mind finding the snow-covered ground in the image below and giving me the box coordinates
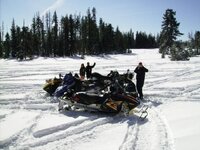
[0,49,200,150]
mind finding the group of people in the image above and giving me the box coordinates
[79,62,96,80]
[79,61,148,100]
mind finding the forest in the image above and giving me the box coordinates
[0,8,158,60]
[0,8,199,60]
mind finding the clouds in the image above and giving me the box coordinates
[41,0,64,16]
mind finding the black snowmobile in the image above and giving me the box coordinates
[58,72,147,118]
[59,92,140,114]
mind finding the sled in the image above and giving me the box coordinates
[58,92,140,116]
[129,104,149,120]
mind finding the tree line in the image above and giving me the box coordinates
[0,7,158,60]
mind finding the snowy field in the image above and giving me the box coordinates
[0,49,200,150]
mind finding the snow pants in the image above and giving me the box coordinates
[136,80,144,99]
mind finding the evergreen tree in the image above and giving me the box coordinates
[4,33,11,58]
[31,14,43,56]
[86,8,92,54]
[21,26,33,59]
[74,14,81,54]
[194,31,200,54]
[69,14,75,56]
[104,23,114,53]
[170,41,189,61]
[0,26,2,58]
[90,8,99,54]
[52,11,58,56]
[85,8,99,54]
[41,16,46,56]
[10,19,18,58]
[127,29,135,49]
[36,13,43,56]
[45,12,53,56]
[98,18,105,53]
[114,27,124,52]
[159,9,183,58]
[61,15,70,56]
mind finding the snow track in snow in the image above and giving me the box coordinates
[20,117,113,149]
[119,118,139,150]
[118,103,175,150]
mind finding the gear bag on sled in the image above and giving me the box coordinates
[54,73,75,97]
[43,78,62,95]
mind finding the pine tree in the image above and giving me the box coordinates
[45,12,53,56]
[194,31,200,54]
[74,14,81,54]
[52,11,58,56]
[98,18,105,53]
[10,19,18,58]
[159,9,183,58]
[4,33,11,58]
[104,23,114,53]
[61,15,70,56]
[114,27,124,52]
[41,16,45,56]
[32,14,43,56]
[69,14,75,56]
[80,17,86,55]
[0,26,2,58]
[127,29,135,49]
[21,26,32,59]
[91,8,99,54]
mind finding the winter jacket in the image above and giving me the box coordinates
[79,67,86,77]
[86,63,96,78]
[134,66,148,86]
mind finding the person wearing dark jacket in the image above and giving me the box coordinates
[79,63,86,80]
[134,62,148,99]
[85,62,96,79]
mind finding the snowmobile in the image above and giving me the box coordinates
[43,71,148,119]
[58,71,147,118]
[58,91,148,119]
[59,92,139,114]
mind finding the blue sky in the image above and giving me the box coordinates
[0,0,200,41]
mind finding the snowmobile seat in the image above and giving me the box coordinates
[73,92,108,105]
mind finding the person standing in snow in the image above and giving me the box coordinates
[79,63,86,80]
[134,62,148,99]
[85,62,96,79]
